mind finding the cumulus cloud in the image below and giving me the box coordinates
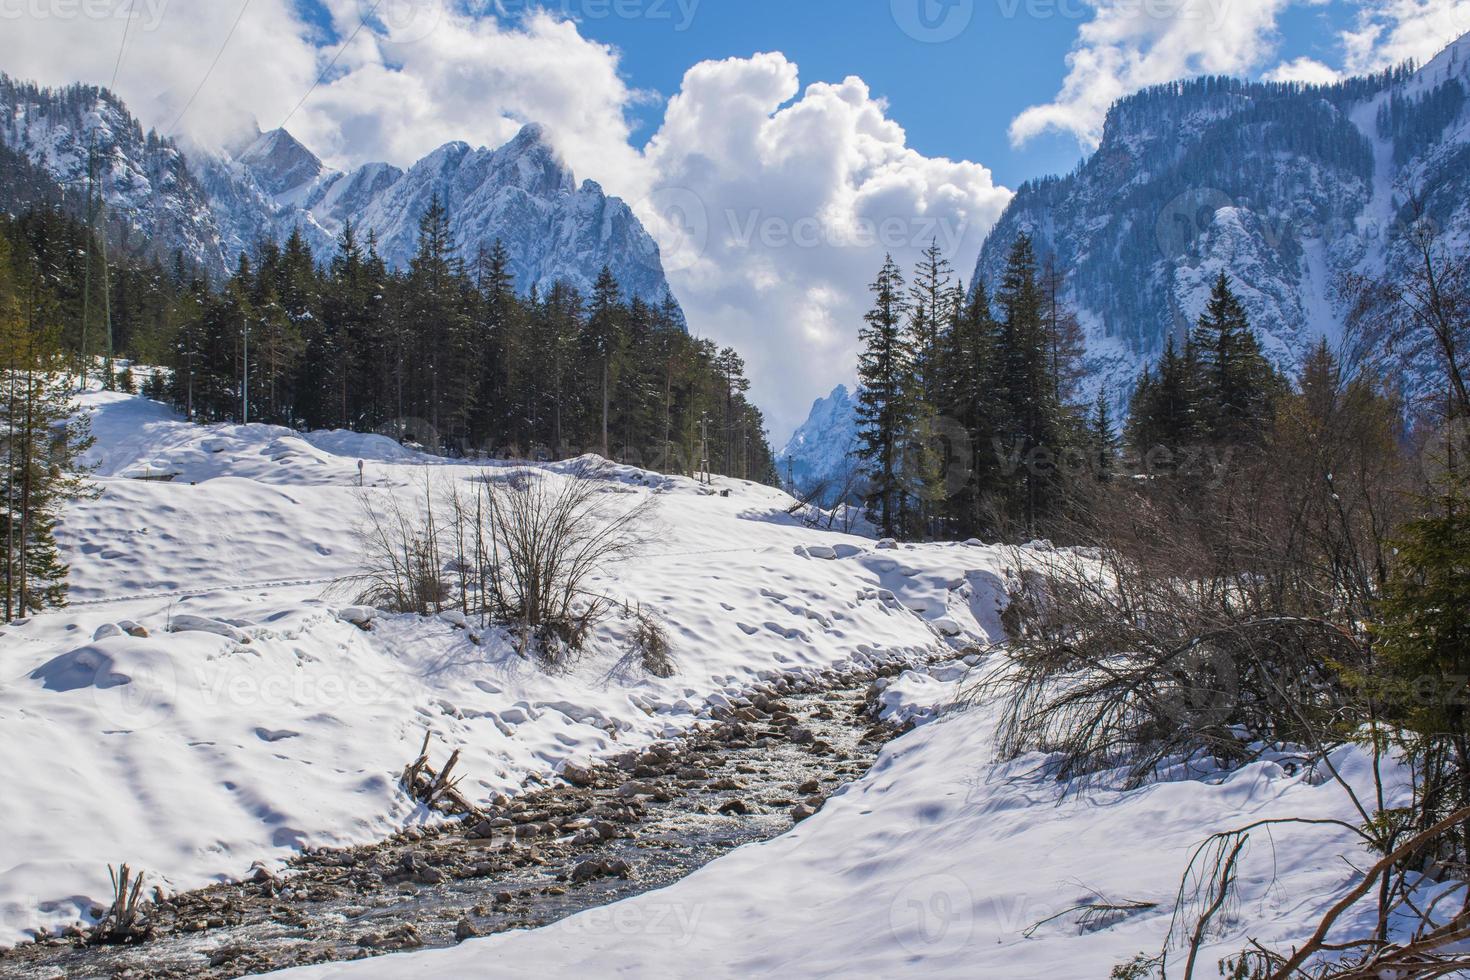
[1262,55,1341,84]
[1009,0,1291,149]
[0,0,643,183]
[0,6,1008,439]
[638,53,1012,438]
[1341,0,1470,73]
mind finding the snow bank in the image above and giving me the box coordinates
[1,392,1007,943]
[273,664,1407,980]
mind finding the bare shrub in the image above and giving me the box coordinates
[468,462,654,666]
[347,461,653,667]
[630,608,675,678]
[978,543,1364,785]
[90,863,152,945]
[347,476,449,615]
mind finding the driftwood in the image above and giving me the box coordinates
[89,863,152,945]
[401,730,482,818]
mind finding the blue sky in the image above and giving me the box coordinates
[295,0,1400,188]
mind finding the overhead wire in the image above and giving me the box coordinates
[278,0,385,133]
[166,0,254,137]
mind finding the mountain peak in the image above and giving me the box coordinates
[238,127,323,199]
[510,121,550,146]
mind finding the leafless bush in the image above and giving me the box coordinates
[630,608,675,678]
[344,461,654,667]
[346,476,449,615]
[470,462,653,666]
[975,542,1365,786]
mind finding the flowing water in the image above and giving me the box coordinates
[0,672,903,979]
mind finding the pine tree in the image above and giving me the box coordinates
[855,255,913,537]
[1127,334,1201,457]
[938,280,1003,538]
[1191,272,1279,446]
[1088,392,1116,481]
[994,235,1066,534]
[582,267,624,458]
[0,236,95,617]
[906,241,957,537]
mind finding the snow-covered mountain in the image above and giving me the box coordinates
[0,74,683,318]
[776,384,860,503]
[972,33,1470,411]
[781,35,1470,499]
[0,75,227,274]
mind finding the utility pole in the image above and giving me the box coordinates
[242,314,250,424]
[698,412,711,485]
[100,218,114,389]
[80,138,96,390]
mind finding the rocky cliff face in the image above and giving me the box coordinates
[777,384,860,503]
[971,33,1470,411]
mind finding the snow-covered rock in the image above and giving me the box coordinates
[777,384,859,503]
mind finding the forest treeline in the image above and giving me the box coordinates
[3,196,776,477]
[0,195,779,614]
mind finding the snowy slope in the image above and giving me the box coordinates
[271,666,1407,979]
[0,391,996,943]
[0,393,1419,976]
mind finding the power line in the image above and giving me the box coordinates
[278,0,384,133]
[166,0,253,137]
[108,0,137,92]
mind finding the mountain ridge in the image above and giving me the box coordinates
[0,73,683,321]
[780,34,1470,498]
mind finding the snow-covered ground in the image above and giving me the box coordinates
[0,391,1004,945]
[1,392,1407,976]
[275,669,1405,979]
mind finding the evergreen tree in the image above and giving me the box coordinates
[0,236,95,617]
[583,266,624,458]
[1088,392,1116,481]
[855,255,913,537]
[1191,272,1279,445]
[906,241,957,537]
[938,280,1003,538]
[994,235,1067,534]
[1127,334,1202,456]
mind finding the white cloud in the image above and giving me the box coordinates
[1341,0,1470,73]
[638,54,1012,439]
[0,8,1009,441]
[1009,0,1291,149]
[1262,55,1341,84]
